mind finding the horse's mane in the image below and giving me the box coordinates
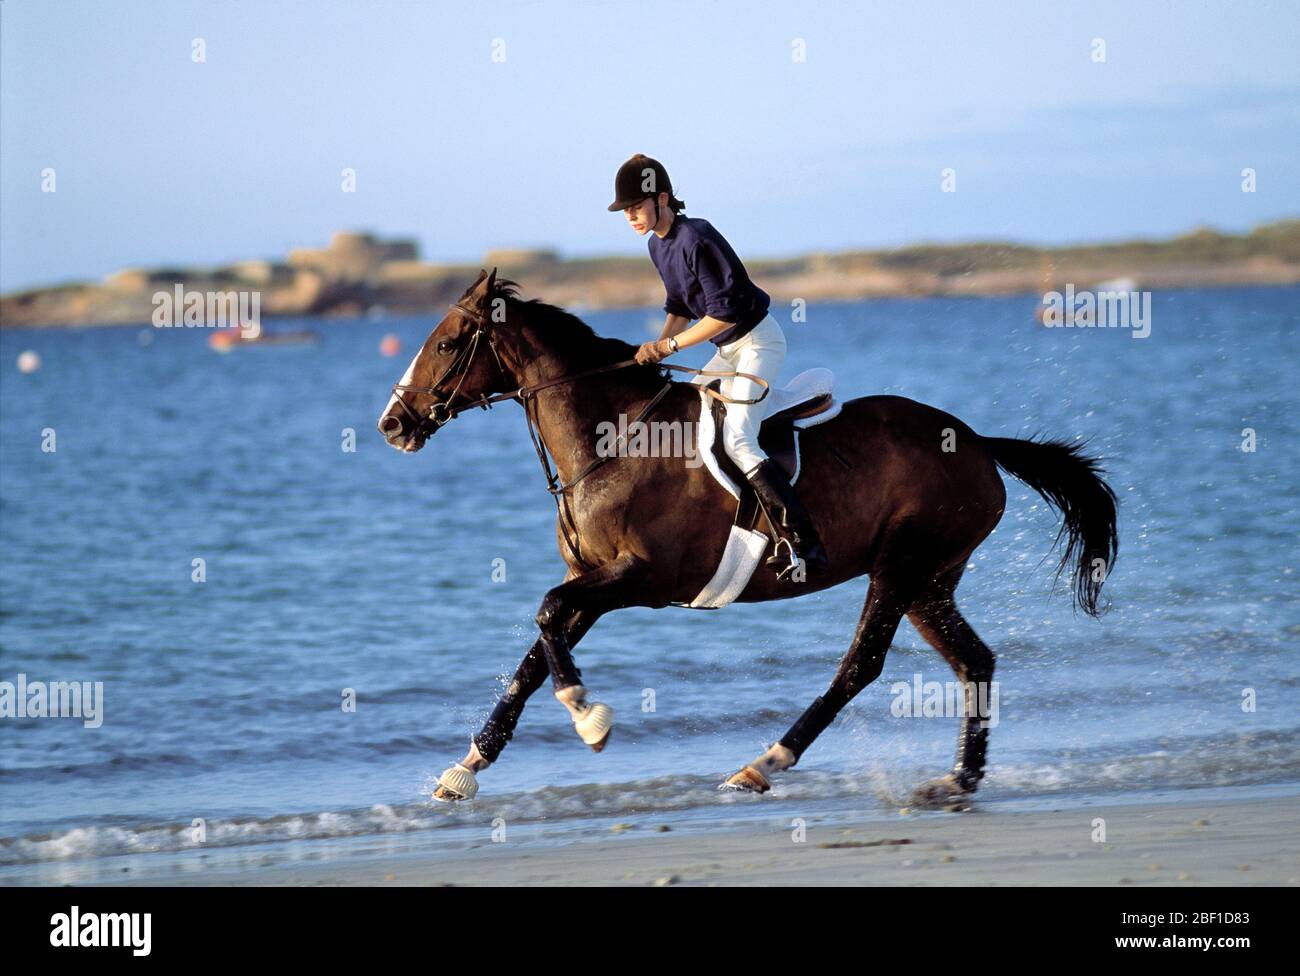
[461,276,665,388]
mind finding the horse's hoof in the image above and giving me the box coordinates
[909,774,972,810]
[432,762,478,802]
[718,765,771,794]
[574,702,613,752]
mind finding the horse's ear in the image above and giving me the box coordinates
[485,267,497,294]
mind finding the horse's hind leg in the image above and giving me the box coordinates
[432,609,598,802]
[905,576,997,808]
[722,574,915,793]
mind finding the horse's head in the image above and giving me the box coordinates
[378,267,517,452]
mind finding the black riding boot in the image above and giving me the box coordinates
[744,459,830,581]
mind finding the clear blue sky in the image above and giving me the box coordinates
[2,0,1297,291]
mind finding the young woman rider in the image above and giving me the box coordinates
[610,153,828,580]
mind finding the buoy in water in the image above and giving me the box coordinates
[17,351,41,373]
[380,334,401,357]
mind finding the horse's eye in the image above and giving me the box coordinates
[437,340,455,354]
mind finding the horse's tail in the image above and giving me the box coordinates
[984,436,1119,617]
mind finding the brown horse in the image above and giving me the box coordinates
[377,269,1118,806]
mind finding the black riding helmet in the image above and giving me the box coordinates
[607,154,675,227]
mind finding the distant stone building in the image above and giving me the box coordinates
[482,248,559,269]
[104,267,204,291]
[104,269,153,292]
[218,260,296,286]
[288,231,419,281]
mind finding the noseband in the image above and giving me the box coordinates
[388,301,510,440]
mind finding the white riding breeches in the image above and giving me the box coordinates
[690,312,787,475]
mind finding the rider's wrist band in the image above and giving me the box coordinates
[668,337,679,352]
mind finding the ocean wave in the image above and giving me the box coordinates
[4,726,1296,866]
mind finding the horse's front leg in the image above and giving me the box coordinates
[433,609,597,802]
[535,555,654,752]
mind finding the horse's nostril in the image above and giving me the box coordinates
[379,415,403,436]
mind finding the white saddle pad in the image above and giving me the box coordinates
[695,367,843,500]
[687,367,842,608]
[764,366,837,415]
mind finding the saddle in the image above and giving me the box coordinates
[686,368,846,609]
[699,367,842,495]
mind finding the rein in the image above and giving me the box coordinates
[390,300,771,570]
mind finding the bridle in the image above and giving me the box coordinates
[388,300,511,440]
[388,299,771,570]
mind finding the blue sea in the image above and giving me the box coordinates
[1,288,1297,884]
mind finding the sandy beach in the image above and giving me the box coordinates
[93,791,1299,887]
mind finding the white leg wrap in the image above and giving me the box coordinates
[574,701,614,745]
[435,762,479,800]
[749,742,797,778]
[556,685,613,745]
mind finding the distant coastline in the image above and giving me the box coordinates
[2,221,1297,329]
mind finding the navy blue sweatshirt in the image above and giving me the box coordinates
[648,215,771,346]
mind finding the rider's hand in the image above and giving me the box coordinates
[635,338,673,365]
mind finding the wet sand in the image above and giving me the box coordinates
[104,791,1300,887]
